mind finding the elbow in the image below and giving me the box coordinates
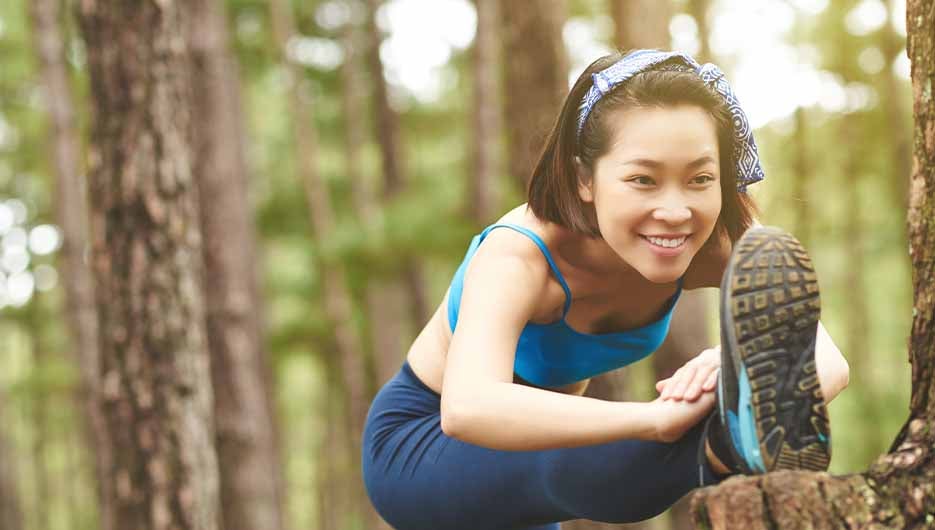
[440,397,472,440]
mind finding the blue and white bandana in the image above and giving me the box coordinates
[576,50,765,192]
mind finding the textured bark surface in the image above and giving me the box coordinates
[76,1,221,528]
[187,1,286,529]
[27,1,113,528]
[470,0,502,225]
[501,0,568,191]
[691,1,935,527]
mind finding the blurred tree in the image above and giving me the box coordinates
[609,0,672,51]
[75,1,221,527]
[687,0,712,63]
[27,0,112,528]
[790,107,813,247]
[342,0,404,390]
[364,0,431,341]
[187,1,286,529]
[268,0,374,528]
[469,0,502,225]
[0,391,23,530]
[881,0,912,211]
[690,0,935,525]
[501,0,568,191]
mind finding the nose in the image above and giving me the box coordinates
[651,191,692,225]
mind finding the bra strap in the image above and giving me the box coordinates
[480,223,573,317]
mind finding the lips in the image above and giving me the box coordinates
[641,234,690,249]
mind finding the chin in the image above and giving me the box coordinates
[635,265,686,285]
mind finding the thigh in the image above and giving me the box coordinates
[364,412,567,530]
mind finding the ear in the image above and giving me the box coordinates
[575,156,594,203]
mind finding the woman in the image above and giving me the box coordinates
[361,50,850,530]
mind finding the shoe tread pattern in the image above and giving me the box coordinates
[728,227,831,472]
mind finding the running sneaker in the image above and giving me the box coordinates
[713,226,831,474]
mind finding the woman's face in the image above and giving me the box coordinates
[578,104,722,284]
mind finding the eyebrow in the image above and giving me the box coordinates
[621,155,718,170]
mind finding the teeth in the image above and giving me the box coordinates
[646,236,687,248]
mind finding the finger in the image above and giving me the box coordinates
[668,365,697,400]
[686,365,717,400]
[655,378,671,393]
[661,371,685,399]
[702,368,719,391]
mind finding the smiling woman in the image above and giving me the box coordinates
[361,49,848,530]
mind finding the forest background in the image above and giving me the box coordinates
[0,0,916,529]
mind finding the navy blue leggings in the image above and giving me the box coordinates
[361,361,723,530]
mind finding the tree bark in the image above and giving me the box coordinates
[268,0,376,527]
[27,0,113,527]
[470,0,502,225]
[187,1,287,529]
[691,1,935,526]
[501,0,568,192]
[75,1,221,528]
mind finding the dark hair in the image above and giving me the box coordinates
[527,51,758,244]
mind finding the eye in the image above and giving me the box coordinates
[628,175,656,186]
[690,174,715,185]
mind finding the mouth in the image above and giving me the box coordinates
[640,234,690,249]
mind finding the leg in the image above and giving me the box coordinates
[363,362,721,530]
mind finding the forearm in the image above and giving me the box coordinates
[816,321,849,404]
[442,382,657,451]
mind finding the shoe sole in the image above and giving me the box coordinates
[720,226,831,472]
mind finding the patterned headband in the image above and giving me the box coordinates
[576,50,765,192]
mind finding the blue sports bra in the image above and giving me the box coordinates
[447,223,682,388]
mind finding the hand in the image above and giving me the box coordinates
[651,391,716,443]
[655,346,721,402]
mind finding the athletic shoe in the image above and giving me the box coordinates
[712,226,831,474]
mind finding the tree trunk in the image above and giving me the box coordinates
[268,0,376,527]
[75,1,221,528]
[883,0,912,212]
[791,108,813,248]
[687,0,712,63]
[338,4,402,393]
[691,1,935,526]
[470,0,502,225]
[25,302,51,530]
[364,0,431,336]
[27,0,113,527]
[609,0,672,51]
[0,390,24,530]
[187,1,286,529]
[501,0,568,192]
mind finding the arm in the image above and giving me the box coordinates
[440,230,710,450]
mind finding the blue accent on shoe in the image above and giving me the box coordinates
[818,432,827,444]
[727,363,767,473]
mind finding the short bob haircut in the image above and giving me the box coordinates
[527,51,758,245]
